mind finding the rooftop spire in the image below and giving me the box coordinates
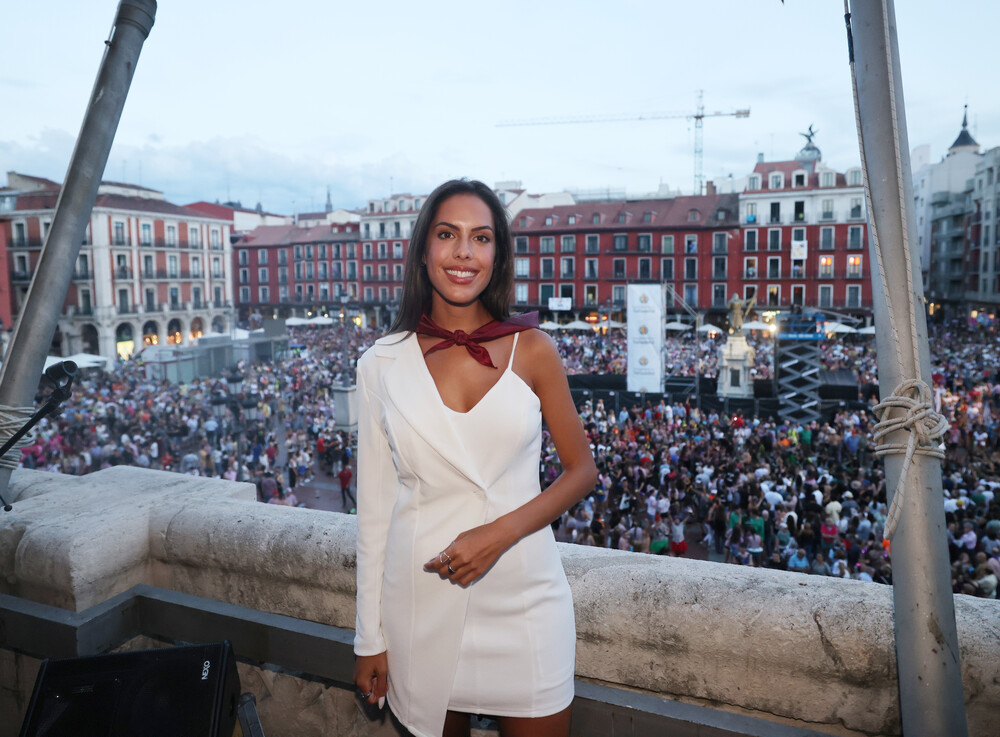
[947,104,978,155]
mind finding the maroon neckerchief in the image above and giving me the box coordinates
[416,312,538,368]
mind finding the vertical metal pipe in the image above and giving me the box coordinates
[0,0,156,500]
[848,2,968,735]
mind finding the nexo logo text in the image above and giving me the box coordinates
[201,660,211,680]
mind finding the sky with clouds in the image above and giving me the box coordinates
[3,0,997,215]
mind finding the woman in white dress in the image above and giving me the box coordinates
[353,180,597,737]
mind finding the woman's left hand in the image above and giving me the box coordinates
[423,520,516,586]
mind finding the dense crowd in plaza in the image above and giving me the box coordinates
[12,318,999,598]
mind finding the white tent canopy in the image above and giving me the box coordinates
[741,320,772,331]
[561,320,595,331]
[539,320,561,330]
[823,321,857,334]
[697,323,724,333]
[858,325,877,335]
[664,321,691,331]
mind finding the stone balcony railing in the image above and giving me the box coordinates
[0,467,997,737]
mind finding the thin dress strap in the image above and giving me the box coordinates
[507,332,520,370]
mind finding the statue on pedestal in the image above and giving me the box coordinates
[727,293,756,332]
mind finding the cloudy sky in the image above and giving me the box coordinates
[3,0,997,215]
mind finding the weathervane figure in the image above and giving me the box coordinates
[800,124,818,145]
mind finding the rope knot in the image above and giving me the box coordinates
[871,379,947,539]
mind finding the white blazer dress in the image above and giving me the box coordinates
[354,331,576,737]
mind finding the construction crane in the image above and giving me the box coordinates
[497,90,749,195]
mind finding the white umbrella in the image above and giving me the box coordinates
[664,321,691,331]
[45,353,109,371]
[285,317,308,326]
[562,320,595,331]
[858,325,876,335]
[698,323,723,333]
[823,321,857,334]
[741,320,772,331]
[539,320,561,330]
[603,319,626,329]
[309,316,334,326]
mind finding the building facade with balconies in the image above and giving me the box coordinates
[966,145,1000,313]
[233,222,362,324]
[1,172,233,360]
[739,147,872,316]
[509,193,740,318]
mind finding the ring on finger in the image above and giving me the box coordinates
[361,690,372,699]
[447,563,456,574]
[439,552,451,564]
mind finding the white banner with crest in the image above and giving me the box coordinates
[626,284,664,394]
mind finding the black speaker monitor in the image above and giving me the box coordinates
[19,641,240,737]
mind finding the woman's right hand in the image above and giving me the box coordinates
[354,651,388,707]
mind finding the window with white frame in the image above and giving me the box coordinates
[540,236,555,253]
[748,174,762,190]
[791,285,805,305]
[685,234,697,253]
[745,229,758,251]
[637,234,652,252]
[850,197,863,219]
[541,258,554,279]
[661,234,674,254]
[821,199,834,219]
[394,264,403,281]
[189,227,200,247]
[561,235,576,253]
[240,286,250,303]
[846,284,862,308]
[561,257,574,279]
[746,202,757,223]
[515,258,530,278]
[847,255,863,278]
[394,242,403,258]
[744,257,757,278]
[258,250,268,265]
[684,257,697,280]
[515,283,528,304]
[848,169,863,186]
[585,258,599,279]
[258,267,268,283]
[559,284,573,300]
[586,234,600,253]
[638,258,651,279]
[613,259,625,278]
[166,225,177,246]
[769,172,784,189]
[822,171,835,187]
[612,285,626,304]
[744,285,757,303]
[768,257,781,279]
[584,284,597,305]
[613,234,627,251]
[683,283,697,305]
[767,285,780,306]
[259,285,269,302]
[713,283,727,306]
[848,225,864,249]
[768,229,781,250]
[662,258,674,280]
[820,227,834,250]
[515,236,529,254]
[819,256,834,278]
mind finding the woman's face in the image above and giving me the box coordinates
[423,193,496,308]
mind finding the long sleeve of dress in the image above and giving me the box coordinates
[354,362,397,656]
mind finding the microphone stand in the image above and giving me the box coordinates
[0,361,77,512]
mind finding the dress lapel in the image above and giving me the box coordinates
[381,333,488,491]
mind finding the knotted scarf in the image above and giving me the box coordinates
[415,312,539,368]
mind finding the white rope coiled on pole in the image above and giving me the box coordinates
[871,379,947,539]
[0,405,38,471]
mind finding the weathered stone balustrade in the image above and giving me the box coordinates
[1,466,997,737]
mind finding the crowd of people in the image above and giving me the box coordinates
[13,317,999,598]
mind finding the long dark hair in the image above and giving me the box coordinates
[389,179,513,333]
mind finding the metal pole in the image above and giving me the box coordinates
[847,2,968,735]
[0,1,156,500]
